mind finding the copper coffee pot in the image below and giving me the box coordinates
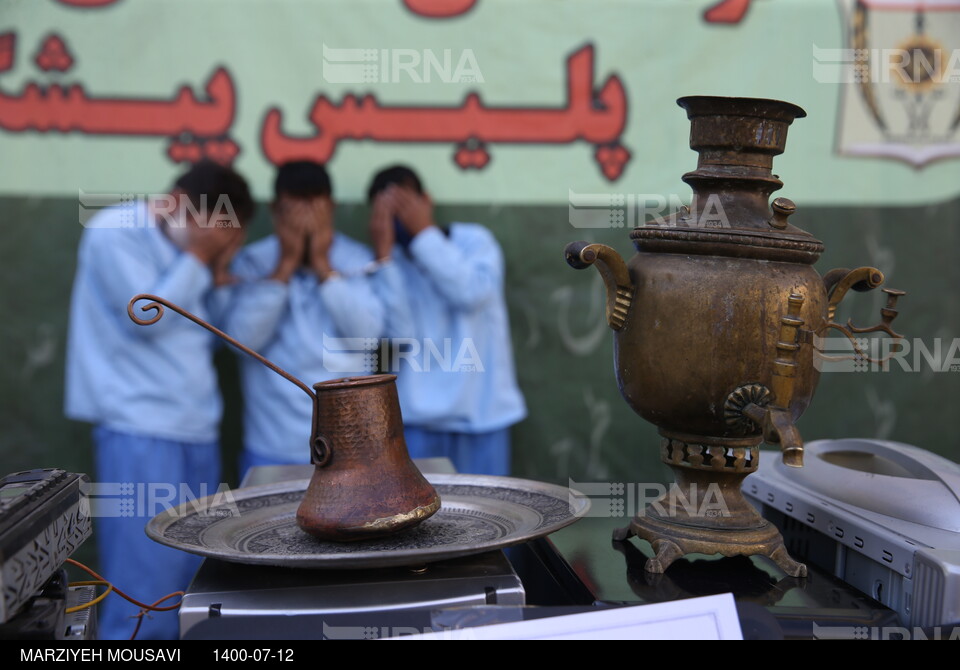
[299,374,440,540]
[565,97,905,576]
[127,294,441,541]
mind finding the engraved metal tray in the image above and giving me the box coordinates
[145,473,589,569]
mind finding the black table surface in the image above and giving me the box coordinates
[234,463,897,639]
[519,514,898,639]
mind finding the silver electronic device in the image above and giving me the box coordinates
[179,550,525,639]
[0,469,91,623]
[0,468,95,639]
[744,439,960,628]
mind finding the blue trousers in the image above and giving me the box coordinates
[403,426,511,476]
[93,426,220,640]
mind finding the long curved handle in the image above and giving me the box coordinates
[820,268,905,365]
[823,266,884,323]
[564,241,633,331]
[128,294,317,401]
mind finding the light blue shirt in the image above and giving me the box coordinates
[372,224,527,433]
[223,233,387,462]
[65,202,224,443]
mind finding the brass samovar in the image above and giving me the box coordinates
[565,96,904,576]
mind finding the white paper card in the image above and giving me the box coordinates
[395,592,742,640]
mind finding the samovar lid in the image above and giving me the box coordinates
[634,96,822,264]
[677,96,807,122]
[631,226,824,264]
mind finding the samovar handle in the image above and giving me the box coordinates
[820,267,906,365]
[128,294,333,467]
[564,241,634,330]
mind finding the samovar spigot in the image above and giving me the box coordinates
[738,293,807,467]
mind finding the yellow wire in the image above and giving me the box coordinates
[64,580,113,614]
[66,558,183,611]
[65,558,185,639]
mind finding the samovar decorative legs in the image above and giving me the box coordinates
[612,438,807,577]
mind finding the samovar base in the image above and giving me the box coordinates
[613,514,806,577]
[612,436,807,577]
